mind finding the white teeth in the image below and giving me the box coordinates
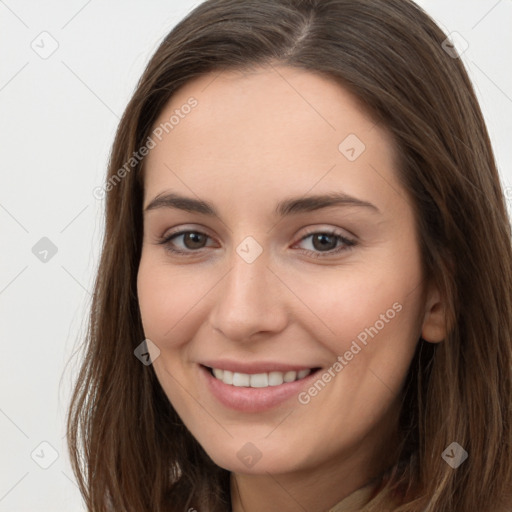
[250,373,268,388]
[297,369,311,379]
[232,372,250,387]
[268,371,284,386]
[210,367,313,387]
[283,371,297,383]
[223,370,233,385]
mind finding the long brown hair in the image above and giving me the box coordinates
[66,0,512,510]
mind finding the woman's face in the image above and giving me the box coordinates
[137,65,443,477]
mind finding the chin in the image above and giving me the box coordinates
[198,436,308,475]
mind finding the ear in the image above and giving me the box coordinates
[421,282,447,343]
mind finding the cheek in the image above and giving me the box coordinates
[288,263,422,353]
[137,231,424,356]
[137,260,170,341]
[290,244,424,403]
[137,255,201,410]
[137,253,208,344]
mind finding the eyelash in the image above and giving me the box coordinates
[156,228,357,259]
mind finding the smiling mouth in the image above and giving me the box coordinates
[204,366,321,388]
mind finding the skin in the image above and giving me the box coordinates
[136,65,446,512]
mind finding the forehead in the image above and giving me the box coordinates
[142,65,401,216]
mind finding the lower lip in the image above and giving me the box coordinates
[200,365,320,413]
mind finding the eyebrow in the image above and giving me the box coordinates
[144,191,380,217]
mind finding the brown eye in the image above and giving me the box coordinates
[158,230,213,254]
[295,230,357,259]
[181,232,208,250]
[311,233,338,252]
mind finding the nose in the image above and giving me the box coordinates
[208,245,288,343]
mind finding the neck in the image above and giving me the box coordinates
[230,428,399,512]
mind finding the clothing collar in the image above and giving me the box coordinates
[326,478,379,512]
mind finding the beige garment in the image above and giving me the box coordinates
[326,481,377,512]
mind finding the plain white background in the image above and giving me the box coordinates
[0,1,511,510]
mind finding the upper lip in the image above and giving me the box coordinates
[200,359,320,374]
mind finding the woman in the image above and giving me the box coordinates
[67,0,512,510]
